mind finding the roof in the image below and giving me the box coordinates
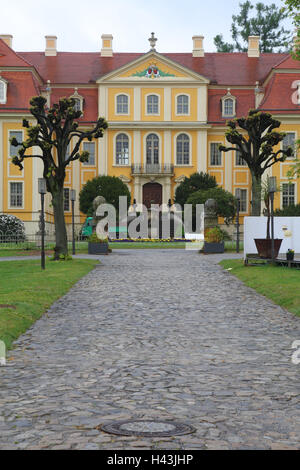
[259,73,300,113]
[0,70,40,111]
[19,51,289,86]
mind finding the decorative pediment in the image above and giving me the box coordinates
[97,51,210,84]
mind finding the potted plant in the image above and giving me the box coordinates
[88,233,109,255]
[203,226,225,254]
[286,249,295,261]
[254,177,282,259]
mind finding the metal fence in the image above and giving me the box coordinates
[0,232,89,252]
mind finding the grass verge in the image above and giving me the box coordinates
[220,259,300,317]
[0,259,98,349]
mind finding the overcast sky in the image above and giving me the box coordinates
[1,0,292,53]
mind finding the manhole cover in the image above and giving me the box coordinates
[98,420,196,437]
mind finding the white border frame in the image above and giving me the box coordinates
[221,95,236,119]
[143,131,162,165]
[209,141,223,167]
[174,131,193,167]
[281,131,298,161]
[0,78,7,104]
[8,129,24,178]
[8,180,24,210]
[114,131,131,166]
[82,141,96,167]
[115,93,130,116]
[235,187,248,214]
[281,182,297,210]
[175,93,190,117]
[145,93,160,116]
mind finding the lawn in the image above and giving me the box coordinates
[0,259,98,349]
[220,259,300,317]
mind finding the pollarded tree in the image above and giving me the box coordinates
[219,110,293,216]
[11,96,108,259]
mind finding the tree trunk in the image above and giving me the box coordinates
[251,173,262,216]
[52,185,68,260]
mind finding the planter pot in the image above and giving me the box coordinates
[203,241,224,254]
[254,238,282,259]
[88,242,109,255]
[286,252,294,261]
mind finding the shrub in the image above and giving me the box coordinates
[186,187,236,225]
[88,233,108,244]
[274,204,300,216]
[174,172,217,208]
[0,214,26,242]
[205,226,224,243]
[79,176,131,216]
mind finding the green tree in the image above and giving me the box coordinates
[220,110,293,216]
[187,187,236,225]
[285,0,300,60]
[174,172,217,208]
[79,175,131,216]
[11,96,108,259]
[215,1,292,52]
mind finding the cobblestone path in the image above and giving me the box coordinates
[0,250,299,450]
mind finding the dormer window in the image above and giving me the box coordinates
[0,77,8,104]
[221,89,236,118]
[70,88,83,112]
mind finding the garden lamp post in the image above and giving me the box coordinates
[235,189,241,254]
[269,176,277,261]
[70,189,76,255]
[38,178,47,270]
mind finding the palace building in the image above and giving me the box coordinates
[0,33,299,233]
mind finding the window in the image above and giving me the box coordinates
[0,79,7,104]
[176,134,190,165]
[83,142,95,166]
[73,98,82,112]
[282,183,295,207]
[223,98,234,117]
[147,95,159,114]
[282,132,296,157]
[64,188,70,212]
[116,94,129,114]
[210,143,222,166]
[235,188,247,212]
[177,95,189,115]
[9,131,23,157]
[235,153,247,166]
[116,134,129,165]
[146,134,159,164]
[10,182,23,208]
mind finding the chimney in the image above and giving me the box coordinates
[45,35,57,56]
[248,36,260,58]
[0,35,13,48]
[101,34,113,57]
[192,35,204,57]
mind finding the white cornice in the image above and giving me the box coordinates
[108,121,211,130]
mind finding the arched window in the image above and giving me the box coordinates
[0,78,7,104]
[116,133,129,165]
[146,134,159,164]
[176,134,190,165]
[177,95,189,115]
[147,95,159,114]
[116,94,129,114]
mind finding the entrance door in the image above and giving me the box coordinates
[143,182,162,209]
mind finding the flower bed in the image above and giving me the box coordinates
[109,238,192,243]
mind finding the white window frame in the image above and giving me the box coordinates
[115,93,130,115]
[82,141,96,166]
[144,132,161,165]
[235,152,247,167]
[176,94,190,116]
[235,188,248,214]
[0,78,7,104]
[282,131,297,160]
[209,142,223,166]
[9,181,24,209]
[69,90,84,112]
[175,132,192,166]
[282,183,296,208]
[114,132,131,166]
[221,95,236,118]
[145,93,160,116]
